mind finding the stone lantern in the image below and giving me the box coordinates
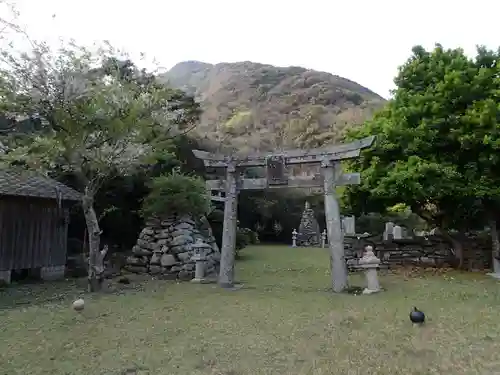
[321,229,327,248]
[292,229,298,247]
[191,238,209,283]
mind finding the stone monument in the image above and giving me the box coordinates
[358,245,381,295]
[297,201,320,246]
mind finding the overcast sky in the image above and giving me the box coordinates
[5,0,499,98]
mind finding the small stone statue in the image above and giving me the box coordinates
[358,245,381,294]
[292,229,298,248]
[321,229,327,248]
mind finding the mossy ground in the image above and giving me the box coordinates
[1,245,500,375]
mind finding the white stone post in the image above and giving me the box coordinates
[384,222,394,241]
[292,229,298,247]
[342,216,356,235]
[358,245,381,294]
[393,225,403,239]
[321,229,327,248]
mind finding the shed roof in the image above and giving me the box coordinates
[0,170,81,202]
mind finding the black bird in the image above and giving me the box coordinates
[409,307,425,324]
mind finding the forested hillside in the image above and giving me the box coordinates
[160,61,386,153]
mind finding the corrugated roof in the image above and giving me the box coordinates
[0,169,81,201]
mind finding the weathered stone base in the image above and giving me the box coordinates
[487,272,500,280]
[40,265,66,281]
[219,283,244,291]
[0,270,11,285]
[191,277,216,284]
[362,288,381,295]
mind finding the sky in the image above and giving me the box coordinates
[4,0,499,98]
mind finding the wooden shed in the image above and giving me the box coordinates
[0,170,81,284]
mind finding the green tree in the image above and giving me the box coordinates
[345,44,500,268]
[141,170,210,219]
[0,42,200,290]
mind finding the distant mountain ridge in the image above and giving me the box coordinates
[160,60,386,154]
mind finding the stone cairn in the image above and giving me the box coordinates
[297,201,320,246]
[125,215,220,281]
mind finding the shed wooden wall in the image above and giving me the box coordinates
[0,196,69,271]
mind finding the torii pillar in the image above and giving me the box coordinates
[219,163,238,288]
[322,160,348,292]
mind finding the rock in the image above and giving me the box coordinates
[171,244,190,254]
[157,238,168,246]
[150,243,162,252]
[149,265,162,275]
[175,222,194,231]
[150,252,161,265]
[179,216,196,225]
[170,265,182,273]
[72,299,85,311]
[140,234,153,242]
[126,266,148,274]
[132,247,152,257]
[177,252,191,262]
[161,254,177,267]
[171,234,194,247]
[141,228,154,236]
[126,256,147,266]
[182,263,195,271]
[159,273,178,280]
[146,218,161,227]
[178,271,194,281]
[171,229,193,238]
[155,230,170,239]
[136,240,152,250]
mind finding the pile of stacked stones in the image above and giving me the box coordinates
[297,201,320,246]
[125,215,220,280]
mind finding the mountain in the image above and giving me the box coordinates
[160,60,386,154]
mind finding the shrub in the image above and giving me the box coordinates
[141,171,210,218]
[235,227,259,259]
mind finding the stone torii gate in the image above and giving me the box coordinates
[193,135,375,292]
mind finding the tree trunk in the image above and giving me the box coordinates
[440,229,464,269]
[489,219,500,274]
[82,193,107,292]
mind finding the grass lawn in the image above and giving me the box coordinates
[2,245,500,375]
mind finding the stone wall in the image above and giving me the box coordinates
[344,233,492,270]
[124,215,220,280]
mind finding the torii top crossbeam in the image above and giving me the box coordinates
[192,136,375,168]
